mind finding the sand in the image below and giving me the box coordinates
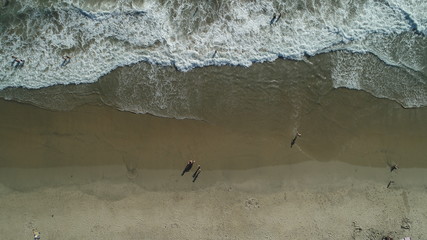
[0,87,426,239]
[1,89,426,170]
[0,163,426,240]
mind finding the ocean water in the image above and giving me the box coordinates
[0,0,426,120]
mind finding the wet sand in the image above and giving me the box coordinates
[0,87,426,169]
[0,88,427,239]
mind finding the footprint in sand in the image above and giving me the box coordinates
[123,159,138,179]
[401,217,411,230]
[170,223,179,228]
[245,198,260,209]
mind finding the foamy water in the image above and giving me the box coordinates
[0,0,426,108]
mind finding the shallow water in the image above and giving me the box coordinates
[0,0,426,170]
[0,0,426,111]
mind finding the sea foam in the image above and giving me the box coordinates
[0,0,426,107]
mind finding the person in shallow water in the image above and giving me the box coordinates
[270,13,277,25]
[11,56,19,67]
[270,13,281,25]
[181,160,195,176]
[61,55,72,66]
[290,132,302,148]
[13,58,25,68]
[276,13,282,23]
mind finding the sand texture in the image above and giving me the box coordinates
[0,162,426,240]
[0,87,426,240]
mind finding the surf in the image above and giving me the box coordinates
[0,0,426,108]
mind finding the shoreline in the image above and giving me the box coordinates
[0,86,426,169]
[1,87,426,239]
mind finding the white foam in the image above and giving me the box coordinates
[332,51,427,108]
[387,0,427,34]
[0,0,425,107]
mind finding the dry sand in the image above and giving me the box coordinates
[0,163,426,240]
[0,88,426,240]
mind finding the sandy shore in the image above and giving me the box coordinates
[0,162,426,240]
[0,87,426,239]
[0,88,426,170]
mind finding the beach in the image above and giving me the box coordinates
[0,0,426,238]
[1,162,426,240]
[0,88,426,239]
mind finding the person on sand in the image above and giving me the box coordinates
[192,165,201,178]
[290,131,302,148]
[192,168,201,182]
[33,229,41,240]
[390,164,398,172]
[181,160,195,176]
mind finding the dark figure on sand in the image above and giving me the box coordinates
[387,181,394,189]
[61,55,72,66]
[192,168,201,182]
[33,229,41,240]
[192,165,201,178]
[390,164,398,172]
[181,160,195,176]
[290,132,302,148]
